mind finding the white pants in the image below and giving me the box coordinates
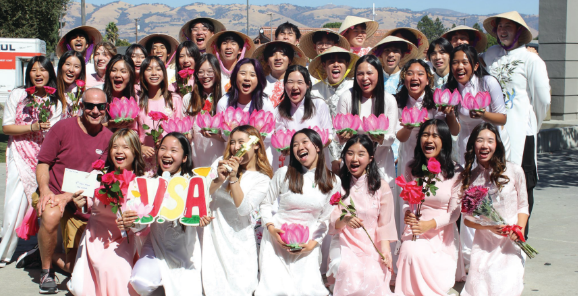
[0,156,29,262]
[460,215,476,271]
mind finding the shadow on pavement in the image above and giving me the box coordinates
[535,148,578,190]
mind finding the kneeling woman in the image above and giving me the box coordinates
[395,119,463,296]
[128,133,211,296]
[68,129,145,296]
[255,128,341,296]
[461,123,528,296]
[202,125,273,295]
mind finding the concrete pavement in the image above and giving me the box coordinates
[0,149,577,295]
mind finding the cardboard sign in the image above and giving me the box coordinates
[61,169,100,198]
[128,171,212,226]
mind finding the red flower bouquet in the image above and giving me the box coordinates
[25,86,56,123]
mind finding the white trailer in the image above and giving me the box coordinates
[0,38,46,104]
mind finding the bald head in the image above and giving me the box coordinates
[82,88,107,104]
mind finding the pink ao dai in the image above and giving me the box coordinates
[461,162,529,296]
[395,164,463,296]
[328,176,397,296]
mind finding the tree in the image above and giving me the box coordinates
[417,15,447,42]
[323,22,342,29]
[472,23,483,31]
[0,0,70,53]
[451,23,456,29]
[105,22,119,44]
[116,39,131,46]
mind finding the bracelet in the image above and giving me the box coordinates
[229,178,239,184]
[266,223,275,230]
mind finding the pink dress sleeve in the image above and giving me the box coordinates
[512,164,530,215]
[433,167,464,230]
[375,180,398,243]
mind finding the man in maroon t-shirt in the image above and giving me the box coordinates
[30,88,111,293]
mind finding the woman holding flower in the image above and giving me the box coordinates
[67,128,145,296]
[395,119,463,296]
[460,122,529,296]
[183,53,225,167]
[202,125,272,295]
[56,50,86,118]
[255,128,340,296]
[328,134,397,296]
[174,41,201,94]
[0,56,61,267]
[136,56,183,173]
[103,54,138,131]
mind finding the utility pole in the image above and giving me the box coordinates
[372,3,376,21]
[135,18,140,43]
[246,0,250,35]
[81,0,86,25]
[267,13,273,41]
[461,18,466,26]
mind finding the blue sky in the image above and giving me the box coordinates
[82,0,540,15]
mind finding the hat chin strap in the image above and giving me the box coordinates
[320,61,354,87]
[494,26,524,51]
[66,43,94,64]
[215,42,249,76]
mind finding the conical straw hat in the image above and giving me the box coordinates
[251,41,307,76]
[483,11,532,45]
[383,27,429,59]
[56,26,103,58]
[178,17,226,43]
[442,25,488,53]
[369,36,419,69]
[299,29,350,59]
[205,31,256,59]
[308,46,360,81]
[138,33,180,56]
[338,16,379,39]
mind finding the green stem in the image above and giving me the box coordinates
[339,201,386,261]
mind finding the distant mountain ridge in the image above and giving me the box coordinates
[61,1,539,41]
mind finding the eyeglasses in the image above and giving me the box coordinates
[197,70,215,78]
[83,102,107,111]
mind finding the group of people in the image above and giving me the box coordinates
[0,10,549,296]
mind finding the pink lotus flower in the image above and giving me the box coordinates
[221,107,250,136]
[309,126,330,146]
[333,113,362,134]
[123,199,153,219]
[271,129,295,152]
[196,112,222,134]
[362,114,389,135]
[108,97,139,123]
[279,223,310,249]
[401,107,428,127]
[462,91,491,111]
[162,117,194,134]
[249,110,275,136]
[434,88,461,107]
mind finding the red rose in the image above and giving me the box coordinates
[25,86,36,95]
[178,69,190,79]
[201,99,212,113]
[187,68,195,76]
[330,191,342,206]
[94,186,109,205]
[395,176,424,205]
[149,111,168,122]
[76,80,86,90]
[92,159,106,171]
[427,158,441,174]
[101,172,116,185]
[44,86,56,95]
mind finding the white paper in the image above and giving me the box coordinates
[61,168,100,198]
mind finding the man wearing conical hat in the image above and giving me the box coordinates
[369,36,418,95]
[56,26,103,76]
[442,25,488,53]
[339,16,379,56]
[139,34,180,91]
[179,18,226,53]
[468,12,550,295]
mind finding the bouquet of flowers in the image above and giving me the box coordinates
[25,86,56,123]
[279,223,309,251]
[249,110,275,137]
[177,68,195,96]
[67,80,86,115]
[401,106,428,128]
[221,107,250,136]
[108,97,139,123]
[433,88,461,107]
[271,129,295,167]
[143,111,168,144]
[92,160,137,242]
[330,191,387,261]
[333,113,362,134]
[462,91,491,112]
[461,185,539,258]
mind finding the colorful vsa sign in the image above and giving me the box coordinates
[129,171,211,226]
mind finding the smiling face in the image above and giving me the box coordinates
[157,136,186,175]
[315,36,336,55]
[190,23,214,50]
[356,61,378,97]
[61,56,82,85]
[344,142,373,178]
[178,47,195,70]
[474,129,496,165]
[219,39,241,67]
[345,25,367,48]
[292,132,320,169]
[68,33,88,53]
[322,54,348,85]
[450,31,471,48]
[496,19,519,48]
[130,48,146,76]
[80,89,107,127]
[111,137,135,171]
[109,60,130,94]
[151,42,168,64]
[420,124,442,159]
[94,46,111,76]
[144,59,164,87]
[403,62,429,99]
[229,131,258,166]
[29,62,50,87]
[451,50,478,85]
[429,45,450,75]
[236,63,258,96]
[197,61,216,93]
[285,70,308,105]
[267,49,290,79]
[380,45,403,74]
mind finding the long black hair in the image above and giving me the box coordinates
[395,59,435,110]
[286,128,335,194]
[351,55,385,116]
[175,41,201,92]
[409,119,455,179]
[103,54,136,103]
[445,44,491,92]
[56,50,86,109]
[138,56,172,114]
[277,65,316,121]
[23,56,58,106]
[156,132,194,177]
[186,53,222,116]
[226,58,267,113]
[339,134,381,199]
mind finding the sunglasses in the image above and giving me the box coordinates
[83,102,107,111]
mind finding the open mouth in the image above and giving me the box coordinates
[409,81,420,91]
[135,65,141,72]
[65,72,75,80]
[35,78,44,85]
[74,43,83,50]
[361,81,372,90]
[115,156,126,164]
[434,60,444,68]
[148,76,160,83]
[113,79,124,88]
[349,162,360,173]
[456,71,466,80]
[478,150,490,159]
[387,58,397,66]
[331,69,341,79]
[298,150,309,162]
[241,82,252,92]
[224,50,234,58]
[273,61,283,68]
[97,60,107,67]
[161,159,174,169]
[423,144,435,154]
[195,37,205,46]
[290,90,301,99]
